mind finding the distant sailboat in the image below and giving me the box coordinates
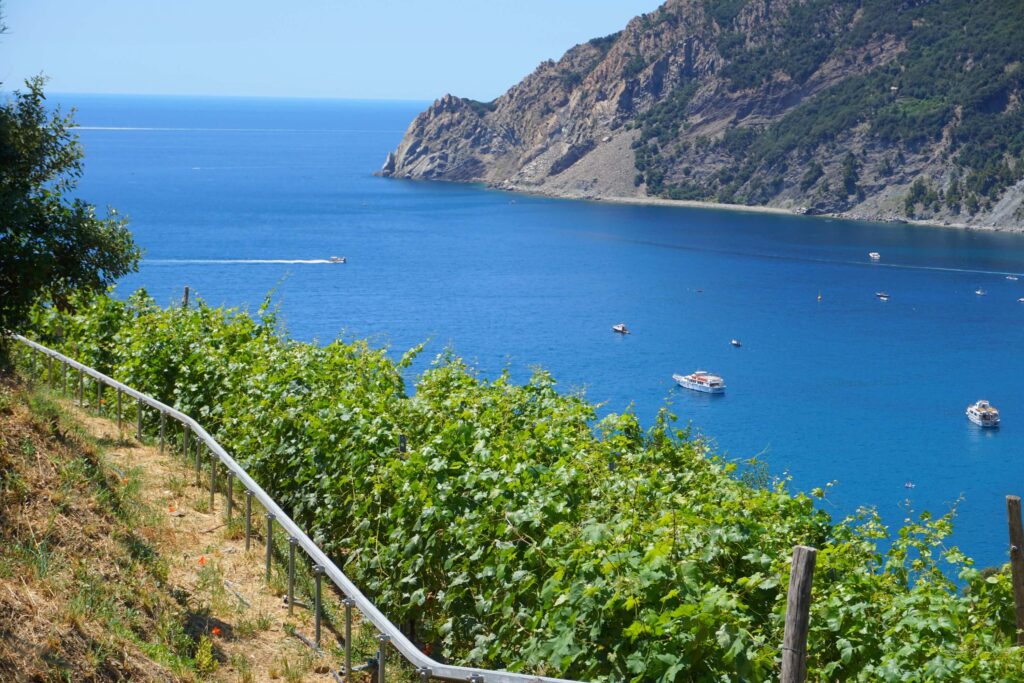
[817,292,822,302]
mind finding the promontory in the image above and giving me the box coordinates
[380,0,1024,229]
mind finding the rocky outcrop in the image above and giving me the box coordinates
[380,0,1024,230]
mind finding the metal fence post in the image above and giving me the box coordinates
[344,598,354,679]
[245,491,253,551]
[287,537,297,615]
[378,634,390,683]
[209,451,216,511]
[183,424,189,459]
[419,667,431,683]
[117,390,122,431]
[265,514,275,582]
[226,472,234,522]
[159,413,166,452]
[313,565,323,647]
[194,440,201,486]
[136,398,142,440]
[96,380,103,414]
[77,370,84,405]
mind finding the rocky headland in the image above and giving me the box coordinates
[380,0,1024,230]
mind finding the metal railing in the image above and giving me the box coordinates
[14,334,584,683]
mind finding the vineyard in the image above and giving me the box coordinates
[24,289,1024,681]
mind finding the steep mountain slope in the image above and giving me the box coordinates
[380,0,1024,229]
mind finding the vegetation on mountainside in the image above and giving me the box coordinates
[633,0,1024,214]
[21,289,1024,681]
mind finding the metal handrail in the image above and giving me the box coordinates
[14,334,583,683]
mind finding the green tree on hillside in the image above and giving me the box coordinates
[0,75,140,355]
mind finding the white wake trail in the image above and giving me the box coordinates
[146,258,336,265]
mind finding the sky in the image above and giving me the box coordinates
[2,0,661,101]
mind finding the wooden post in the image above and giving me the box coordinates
[182,286,190,309]
[1006,496,1024,644]
[781,545,817,683]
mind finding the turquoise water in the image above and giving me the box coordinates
[59,94,1024,569]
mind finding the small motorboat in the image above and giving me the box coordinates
[817,292,823,302]
[975,288,986,296]
[1007,275,1019,281]
[868,252,881,261]
[966,400,1000,428]
[1018,297,1024,303]
[730,339,741,347]
[329,256,347,264]
[904,481,916,489]
[875,291,890,301]
[612,323,630,334]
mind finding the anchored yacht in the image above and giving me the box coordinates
[966,400,1000,428]
[673,371,726,394]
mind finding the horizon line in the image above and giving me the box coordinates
[8,88,436,104]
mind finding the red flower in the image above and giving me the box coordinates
[198,556,207,566]
[211,626,221,637]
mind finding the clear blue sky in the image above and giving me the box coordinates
[2,0,660,100]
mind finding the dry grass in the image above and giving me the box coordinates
[0,374,381,682]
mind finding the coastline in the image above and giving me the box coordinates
[489,183,1024,233]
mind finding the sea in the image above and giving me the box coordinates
[50,93,1024,570]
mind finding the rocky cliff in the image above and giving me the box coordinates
[380,0,1024,229]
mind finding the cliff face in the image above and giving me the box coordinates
[380,0,1024,229]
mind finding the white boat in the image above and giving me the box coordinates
[673,371,726,394]
[966,400,1000,428]
[730,339,741,347]
[1018,297,1024,303]
[329,256,346,264]
[904,481,915,489]
[975,288,986,296]
[1007,275,1019,281]
[612,323,630,334]
[868,252,881,261]
[875,291,889,300]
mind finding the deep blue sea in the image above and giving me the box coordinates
[52,93,1024,569]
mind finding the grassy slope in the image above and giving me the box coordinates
[0,375,382,682]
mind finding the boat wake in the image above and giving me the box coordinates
[146,258,336,265]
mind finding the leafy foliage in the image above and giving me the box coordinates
[0,77,140,349]
[26,290,1024,681]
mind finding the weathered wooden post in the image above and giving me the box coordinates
[182,286,190,309]
[1006,496,1024,644]
[781,545,817,683]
